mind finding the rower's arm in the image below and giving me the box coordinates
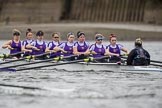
[105,49,119,56]
[21,45,32,52]
[73,46,80,55]
[90,50,97,55]
[84,49,90,55]
[104,49,110,56]
[26,44,40,51]
[121,47,129,54]
[26,44,33,49]
[45,47,50,53]
[45,47,56,53]
[54,46,67,53]
[2,40,12,49]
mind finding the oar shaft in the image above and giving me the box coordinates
[0,83,43,90]
[0,52,51,65]
[0,52,23,58]
[151,60,162,64]
[16,59,83,71]
[150,63,162,67]
[1,55,77,68]
[0,58,25,65]
[0,68,16,72]
[16,56,109,71]
[1,58,53,68]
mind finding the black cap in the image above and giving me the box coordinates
[13,32,20,36]
[77,31,85,38]
[36,30,44,36]
[13,29,21,36]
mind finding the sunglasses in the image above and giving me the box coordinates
[54,37,59,38]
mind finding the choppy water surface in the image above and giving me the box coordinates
[0,41,162,108]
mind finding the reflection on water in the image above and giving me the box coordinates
[0,41,162,108]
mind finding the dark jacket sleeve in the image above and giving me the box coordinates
[144,49,150,65]
[127,49,136,65]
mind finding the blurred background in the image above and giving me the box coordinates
[0,0,162,40]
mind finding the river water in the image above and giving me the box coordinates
[0,41,162,108]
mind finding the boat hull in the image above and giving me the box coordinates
[40,62,162,73]
[1,59,162,72]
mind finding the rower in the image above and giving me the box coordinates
[73,31,90,59]
[127,38,150,66]
[55,32,75,60]
[45,32,61,58]
[88,34,109,62]
[26,30,47,59]
[2,29,22,59]
[106,34,128,63]
[22,28,34,57]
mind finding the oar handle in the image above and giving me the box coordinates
[0,55,77,69]
[0,52,24,59]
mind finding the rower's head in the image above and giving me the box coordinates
[36,30,44,40]
[26,28,33,39]
[109,34,117,45]
[95,33,104,44]
[77,31,85,42]
[52,32,60,42]
[135,38,142,47]
[67,32,75,43]
[12,29,21,40]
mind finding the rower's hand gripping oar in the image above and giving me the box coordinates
[15,56,109,71]
[0,55,77,71]
[0,52,50,65]
[0,55,76,69]
[0,52,23,59]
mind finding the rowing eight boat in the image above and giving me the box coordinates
[1,58,162,72]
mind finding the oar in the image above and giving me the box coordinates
[150,63,162,67]
[0,83,75,93]
[15,56,109,71]
[0,68,16,72]
[151,60,162,64]
[0,52,23,59]
[0,55,77,69]
[0,83,45,90]
[0,52,50,65]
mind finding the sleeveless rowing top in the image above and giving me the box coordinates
[22,39,34,56]
[107,44,121,55]
[92,44,105,58]
[48,41,61,58]
[63,42,74,56]
[32,40,46,55]
[10,40,21,54]
[74,41,88,52]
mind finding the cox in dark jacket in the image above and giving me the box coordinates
[127,38,150,66]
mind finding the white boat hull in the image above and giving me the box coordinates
[1,59,162,72]
[40,62,162,73]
